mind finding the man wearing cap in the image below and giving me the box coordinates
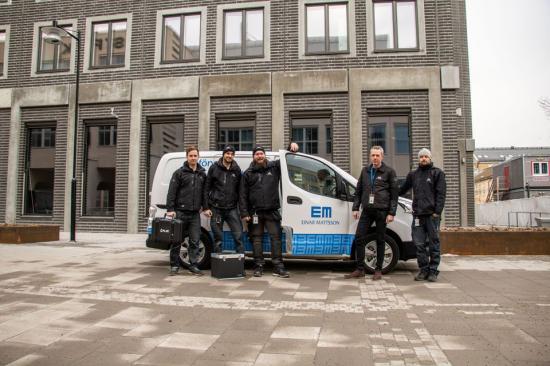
[239,143,299,278]
[203,146,244,260]
[346,146,399,280]
[399,148,446,282]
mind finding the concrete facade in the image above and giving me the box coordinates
[0,0,474,232]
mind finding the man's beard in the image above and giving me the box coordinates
[255,158,267,167]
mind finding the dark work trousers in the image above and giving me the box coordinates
[248,211,283,269]
[210,207,244,254]
[355,208,388,271]
[412,215,441,275]
[169,211,201,268]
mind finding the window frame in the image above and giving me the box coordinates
[90,19,128,69]
[222,7,265,60]
[23,123,57,217]
[290,111,333,161]
[216,115,256,151]
[36,24,73,74]
[0,25,9,79]
[532,161,549,177]
[372,0,419,53]
[305,2,349,55]
[161,12,202,64]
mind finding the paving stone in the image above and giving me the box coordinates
[261,339,318,355]
[254,353,315,366]
[314,346,373,366]
[158,332,220,350]
[270,326,321,340]
[200,342,263,362]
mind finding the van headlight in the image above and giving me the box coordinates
[398,199,413,214]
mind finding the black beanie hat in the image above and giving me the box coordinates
[252,146,266,156]
[222,145,235,154]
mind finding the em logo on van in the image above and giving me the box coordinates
[311,206,332,218]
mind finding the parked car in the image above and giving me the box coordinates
[146,150,415,273]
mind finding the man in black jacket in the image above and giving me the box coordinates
[240,143,299,278]
[346,146,398,280]
[166,146,207,276]
[203,145,244,256]
[399,148,446,282]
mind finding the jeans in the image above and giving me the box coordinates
[248,211,283,269]
[210,207,244,254]
[412,215,441,275]
[169,211,201,268]
[354,209,387,271]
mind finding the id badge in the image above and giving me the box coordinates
[252,214,259,224]
[215,215,222,224]
[414,218,420,227]
[368,194,375,205]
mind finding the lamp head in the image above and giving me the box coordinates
[42,21,64,45]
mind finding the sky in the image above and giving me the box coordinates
[465,0,550,148]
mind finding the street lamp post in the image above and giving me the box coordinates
[43,20,81,242]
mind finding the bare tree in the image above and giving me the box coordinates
[539,97,550,118]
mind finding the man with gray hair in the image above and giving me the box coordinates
[399,148,446,282]
[346,145,399,280]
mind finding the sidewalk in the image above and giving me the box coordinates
[0,233,549,365]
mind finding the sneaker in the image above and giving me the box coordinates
[414,271,429,281]
[427,273,438,282]
[188,266,204,276]
[344,269,365,279]
[253,266,264,277]
[273,267,290,278]
[372,270,382,281]
[169,267,179,276]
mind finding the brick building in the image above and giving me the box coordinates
[0,0,474,233]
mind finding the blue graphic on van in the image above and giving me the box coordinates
[199,159,215,168]
[311,206,332,218]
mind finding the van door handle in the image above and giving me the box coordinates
[287,196,302,205]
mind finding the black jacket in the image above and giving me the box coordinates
[166,162,206,212]
[352,162,399,216]
[399,163,446,216]
[204,158,242,210]
[239,159,281,217]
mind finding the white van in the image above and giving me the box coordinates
[146,150,415,273]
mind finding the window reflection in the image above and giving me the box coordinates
[306,4,348,54]
[84,124,116,216]
[25,127,56,215]
[224,9,264,58]
[39,25,72,72]
[374,0,417,50]
[91,20,127,68]
[162,13,201,63]
[286,154,338,199]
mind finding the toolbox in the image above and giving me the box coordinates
[210,253,245,279]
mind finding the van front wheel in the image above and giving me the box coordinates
[362,234,399,274]
[179,231,212,269]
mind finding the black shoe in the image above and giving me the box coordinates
[169,267,179,276]
[272,267,290,278]
[372,270,382,281]
[188,266,203,276]
[344,269,365,279]
[427,273,438,282]
[241,270,247,277]
[414,271,429,281]
[253,265,263,277]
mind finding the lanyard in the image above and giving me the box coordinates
[369,167,377,193]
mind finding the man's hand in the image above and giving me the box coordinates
[166,211,176,219]
[432,213,439,218]
[352,211,360,220]
[289,142,299,152]
[386,214,394,224]
[203,209,212,218]
[243,216,251,222]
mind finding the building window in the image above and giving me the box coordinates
[306,3,348,54]
[217,117,255,151]
[162,13,201,63]
[30,128,56,148]
[98,125,117,146]
[373,0,417,51]
[84,124,116,216]
[223,8,264,59]
[91,20,127,68]
[533,162,549,176]
[291,115,332,161]
[147,119,185,212]
[394,123,410,155]
[38,25,72,72]
[25,127,56,215]
[368,115,411,181]
[0,29,5,76]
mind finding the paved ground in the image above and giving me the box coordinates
[0,233,549,366]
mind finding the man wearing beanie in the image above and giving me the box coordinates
[239,143,299,278]
[399,148,446,282]
[203,145,244,265]
[346,146,399,281]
